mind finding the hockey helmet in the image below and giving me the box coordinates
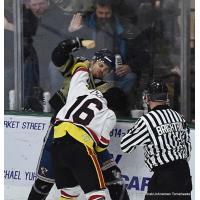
[93,49,115,71]
[145,80,168,101]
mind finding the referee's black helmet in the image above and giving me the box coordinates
[146,80,168,102]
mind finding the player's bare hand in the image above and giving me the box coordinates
[68,13,83,32]
[115,65,131,77]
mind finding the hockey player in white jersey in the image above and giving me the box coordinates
[51,60,116,200]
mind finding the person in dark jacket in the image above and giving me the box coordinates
[67,0,137,95]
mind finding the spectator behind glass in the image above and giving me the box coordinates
[67,0,137,95]
[25,0,72,96]
[121,0,168,109]
[25,0,49,18]
[23,4,44,112]
[4,4,43,112]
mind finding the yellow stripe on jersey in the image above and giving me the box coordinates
[54,122,94,149]
[95,145,106,153]
[70,62,88,75]
[85,146,106,189]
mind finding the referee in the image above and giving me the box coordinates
[121,80,192,200]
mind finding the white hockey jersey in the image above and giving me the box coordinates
[55,67,116,150]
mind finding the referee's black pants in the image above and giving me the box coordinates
[145,160,192,200]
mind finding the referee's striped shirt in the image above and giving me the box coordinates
[121,105,191,170]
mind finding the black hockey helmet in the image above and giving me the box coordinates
[145,80,168,101]
[93,49,115,71]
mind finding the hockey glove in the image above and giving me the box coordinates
[52,37,83,67]
[59,37,83,52]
